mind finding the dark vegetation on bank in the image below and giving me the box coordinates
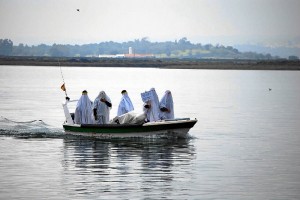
[1,56,300,70]
[1,38,300,70]
[2,38,299,60]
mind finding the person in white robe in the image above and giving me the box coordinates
[159,90,174,120]
[74,90,94,124]
[143,88,160,122]
[117,90,134,116]
[93,91,112,124]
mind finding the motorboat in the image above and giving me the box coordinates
[62,100,197,139]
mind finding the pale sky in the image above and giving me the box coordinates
[0,0,300,46]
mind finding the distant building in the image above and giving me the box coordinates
[124,47,154,58]
[99,47,154,58]
[98,54,125,58]
[124,53,154,58]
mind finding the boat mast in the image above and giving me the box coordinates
[58,59,69,99]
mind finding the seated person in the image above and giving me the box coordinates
[74,90,94,124]
[143,88,160,122]
[117,90,134,116]
[159,90,174,120]
[93,91,112,124]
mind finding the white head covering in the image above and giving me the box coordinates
[159,90,174,120]
[74,93,94,124]
[96,91,108,100]
[144,88,160,122]
[117,92,134,116]
[93,91,112,124]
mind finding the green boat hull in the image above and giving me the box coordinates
[63,119,197,138]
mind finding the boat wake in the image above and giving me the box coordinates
[0,116,64,138]
[0,116,197,140]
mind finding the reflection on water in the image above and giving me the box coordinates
[0,136,196,199]
[63,138,195,174]
[61,138,196,199]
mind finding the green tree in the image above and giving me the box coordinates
[49,44,70,57]
[0,39,13,56]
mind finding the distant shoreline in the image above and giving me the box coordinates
[0,56,300,70]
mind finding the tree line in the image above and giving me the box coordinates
[0,37,279,60]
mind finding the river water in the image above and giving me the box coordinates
[0,65,300,199]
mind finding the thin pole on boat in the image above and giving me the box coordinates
[58,59,69,99]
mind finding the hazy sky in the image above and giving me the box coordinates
[1,0,300,46]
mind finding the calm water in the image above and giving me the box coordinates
[0,65,300,199]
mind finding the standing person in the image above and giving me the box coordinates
[159,90,174,120]
[74,90,94,124]
[143,88,160,122]
[117,90,134,116]
[93,91,112,124]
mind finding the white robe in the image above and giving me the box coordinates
[74,94,94,124]
[93,91,111,124]
[144,88,160,122]
[159,90,174,120]
[117,93,134,116]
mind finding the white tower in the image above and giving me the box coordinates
[129,47,133,54]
